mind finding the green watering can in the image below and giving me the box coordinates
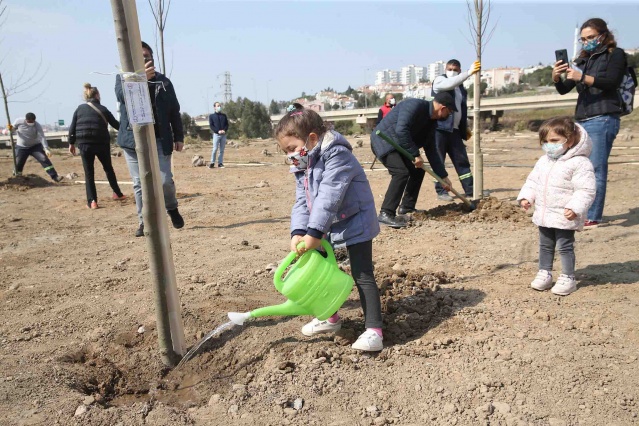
[228,239,354,325]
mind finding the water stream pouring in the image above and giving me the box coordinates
[228,239,354,325]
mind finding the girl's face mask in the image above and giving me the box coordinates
[542,139,568,159]
[287,137,313,169]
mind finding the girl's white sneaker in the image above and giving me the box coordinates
[531,270,553,291]
[351,330,383,352]
[301,318,342,337]
[551,274,577,296]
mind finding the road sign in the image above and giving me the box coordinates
[58,120,64,126]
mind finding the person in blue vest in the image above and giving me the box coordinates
[208,102,229,169]
[431,59,481,201]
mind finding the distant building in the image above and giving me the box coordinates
[372,82,407,95]
[376,69,401,85]
[400,65,426,85]
[427,61,445,82]
[625,48,639,56]
[481,67,521,91]
[305,101,324,112]
[403,83,433,100]
[521,65,545,75]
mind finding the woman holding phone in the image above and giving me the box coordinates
[552,18,627,228]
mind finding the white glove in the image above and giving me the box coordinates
[44,148,52,157]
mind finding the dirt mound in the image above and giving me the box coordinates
[413,196,528,224]
[0,174,52,191]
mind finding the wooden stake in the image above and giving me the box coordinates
[472,0,484,201]
[110,0,185,367]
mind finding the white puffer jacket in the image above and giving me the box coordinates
[517,123,596,231]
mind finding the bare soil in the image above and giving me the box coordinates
[1,126,638,426]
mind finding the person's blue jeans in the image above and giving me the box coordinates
[122,141,178,224]
[579,114,620,222]
[434,129,473,196]
[211,133,227,166]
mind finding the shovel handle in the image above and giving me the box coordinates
[375,130,474,209]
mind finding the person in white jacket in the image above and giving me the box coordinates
[518,117,596,296]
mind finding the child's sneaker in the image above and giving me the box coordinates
[551,274,577,296]
[351,329,383,352]
[301,318,342,336]
[531,270,553,291]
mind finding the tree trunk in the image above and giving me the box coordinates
[110,0,185,367]
[472,0,484,201]
[159,28,166,75]
[0,73,18,176]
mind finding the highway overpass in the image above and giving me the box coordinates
[3,92,637,146]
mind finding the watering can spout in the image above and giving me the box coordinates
[250,300,311,319]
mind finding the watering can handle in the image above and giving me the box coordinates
[273,239,336,293]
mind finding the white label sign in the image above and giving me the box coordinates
[122,80,154,126]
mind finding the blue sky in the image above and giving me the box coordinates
[2,0,639,126]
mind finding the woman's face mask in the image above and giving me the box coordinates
[389,98,396,106]
[582,33,602,53]
[542,140,568,159]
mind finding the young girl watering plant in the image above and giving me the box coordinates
[273,106,383,351]
[518,117,596,296]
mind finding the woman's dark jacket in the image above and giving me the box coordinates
[68,99,119,146]
[555,46,627,120]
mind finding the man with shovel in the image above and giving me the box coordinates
[370,92,455,228]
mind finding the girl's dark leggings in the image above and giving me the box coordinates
[347,240,383,329]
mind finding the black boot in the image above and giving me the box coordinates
[135,223,144,237]
[168,208,185,229]
[378,211,407,228]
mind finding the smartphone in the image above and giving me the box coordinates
[555,49,569,66]
[144,57,154,66]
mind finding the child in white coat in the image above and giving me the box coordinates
[518,117,596,296]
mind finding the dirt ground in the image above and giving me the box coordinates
[1,123,638,426]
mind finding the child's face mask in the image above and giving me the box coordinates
[287,137,312,169]
[542,140,568,159]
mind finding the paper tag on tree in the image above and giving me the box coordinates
[120,74,155,126]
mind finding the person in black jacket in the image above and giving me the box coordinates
[115,41,185,237]
[69,83,124,209]
[208,102,229,168]
[370,92,455,228]
[553,18,627,227]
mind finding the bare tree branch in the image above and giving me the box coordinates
[147,0,171,74]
